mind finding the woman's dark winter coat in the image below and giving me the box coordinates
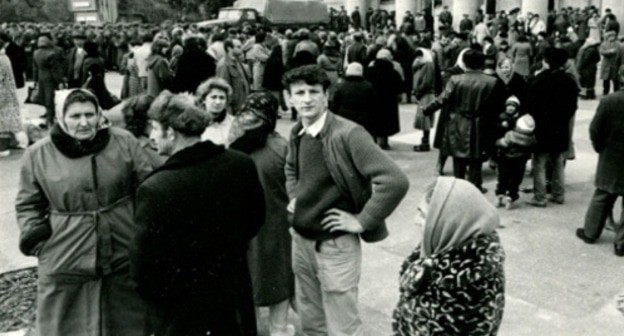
[232,134,294,306]
[171,49,216,94]
[590,89,624,194]
[5,41,26,88]
[433,65,463,152]
[330,76,376,133]
[82,57,119,110]
[365,59,403,137]
[262,45,285,91]
[146,54,172,97]
[577,44,601,89]
[130,141,265,336]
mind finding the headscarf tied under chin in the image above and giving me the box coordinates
[228,91,278,153]
[421,177,499,258]
[54,88,109,135]
[51,89,111,158]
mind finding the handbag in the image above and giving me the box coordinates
[24,85,41,105]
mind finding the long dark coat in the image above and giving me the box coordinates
[365,59,403,137]
[82,57,118,110]
[262,45,285,91]
[577,44,601,89]
[433,66,464,151]
[599,40,622,81]
[5,42,26,88]
[130,141,265,336]
[171,49,216,94]
[33,47,64,120]
[527,69,579,153]
[330,76,376,133]
[246,135,294,306]
[590,89,624,194]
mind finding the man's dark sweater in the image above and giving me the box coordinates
[293,133,354,241]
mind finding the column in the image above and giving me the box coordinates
[521,0,549,19]
[346,0,368,29]
[394,0,419,28]
[451,0,482,31]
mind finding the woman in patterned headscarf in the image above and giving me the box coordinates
[392,177,506,336]
[229,91,295,336]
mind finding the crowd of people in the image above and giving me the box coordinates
[0,2,623,336]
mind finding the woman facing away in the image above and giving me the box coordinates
[228,92,295,336]
[393,177,506,336]
[15,89,153,336]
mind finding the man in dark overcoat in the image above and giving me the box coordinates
[577,65,624,256]
[129,91,265,335]
[526,47,579,207]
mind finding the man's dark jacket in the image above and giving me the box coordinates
[130,141,265,336]
[526,68,579,153]
[590,89,624,194]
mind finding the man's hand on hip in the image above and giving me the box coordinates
[321,209,365,234]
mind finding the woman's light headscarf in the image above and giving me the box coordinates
[421,177,499,258]
[54,88,108,137]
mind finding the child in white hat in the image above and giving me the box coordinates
[495,96,536,209]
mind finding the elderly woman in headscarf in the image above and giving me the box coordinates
[228,92,295,336]
[15,89,153,336]
[365,48,403,149]
[392,177,506,336]
[576,38,601,99]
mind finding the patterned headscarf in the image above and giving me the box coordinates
[228,91,278,146]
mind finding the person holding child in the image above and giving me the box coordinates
[494,96,536,209]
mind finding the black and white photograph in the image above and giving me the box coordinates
[1,0,623,335]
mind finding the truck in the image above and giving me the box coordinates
[197,0,330,30]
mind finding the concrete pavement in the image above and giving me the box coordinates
[1,73,623,335]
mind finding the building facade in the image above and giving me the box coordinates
[338,0,622,34]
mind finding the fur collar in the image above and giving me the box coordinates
[50,123,111,159]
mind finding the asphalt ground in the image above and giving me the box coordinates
[1,73,623,335]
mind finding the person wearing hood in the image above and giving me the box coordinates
[330,62,376,132]
[228,92,296,336]
[247,31,271,91]
[392,177,505,336]
[130,90,264,336]
[33,32,65,124]
[15,89,154,336]
[366,49,403,149]
[576,38,601,99]
[146,38,172,97]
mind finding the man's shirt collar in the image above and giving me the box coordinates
[298,112,328,138]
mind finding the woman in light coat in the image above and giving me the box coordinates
[15,89,153,336]
[0,32,22,155]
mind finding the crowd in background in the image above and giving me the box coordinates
[1,2,624,336]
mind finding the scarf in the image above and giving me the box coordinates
[51,89,111,158]
[422,177,499,258]
[228,91,278,152]
[51,123,110,158]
